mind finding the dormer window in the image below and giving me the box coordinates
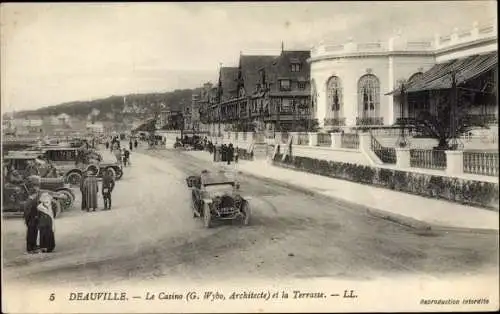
[280,79,291,91]
[290,63,301,72]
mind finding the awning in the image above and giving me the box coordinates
[386,52,498,95]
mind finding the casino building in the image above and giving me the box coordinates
[308,21,498,132]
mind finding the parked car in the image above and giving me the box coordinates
[39,147,123,185]
[3,177,66,218]
[186,170,251,228]
[3,153,76,210]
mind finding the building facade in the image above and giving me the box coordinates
[309,21,498,131]
[202,49,312,135]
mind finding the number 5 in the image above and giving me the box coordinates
[49,293,55,301]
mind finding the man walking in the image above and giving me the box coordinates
[102,170,115,210]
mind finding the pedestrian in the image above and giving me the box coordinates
[134,139,138,149]
[235,146,239,163]
[129,140,133,151]
[228,143,234,165]
[80,170,99,212]
[221,144,227,162]
[37,192,56,253]
[24,179,41,254]
[105,141,109,150]
[102,169,115,210]
[123,148,130,166]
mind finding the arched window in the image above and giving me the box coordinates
[358,74,380,117]
[408,72,424,83]
[327,76,342,114]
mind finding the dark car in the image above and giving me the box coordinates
[186,170,251,228]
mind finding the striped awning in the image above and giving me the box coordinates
[387,52,497,95]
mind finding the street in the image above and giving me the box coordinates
[2,147,498,287]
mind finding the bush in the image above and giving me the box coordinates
[272,155,499,210]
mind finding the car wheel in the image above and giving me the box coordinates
[105,167,116,179]
[115,167,123,180]
[66,171,82,186]
[56,190,74,210]
[241,201,251,226]
[203,203,212,228]
[86,164,99,176]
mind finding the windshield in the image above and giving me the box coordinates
[205,184,233,194]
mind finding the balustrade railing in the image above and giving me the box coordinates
[410,149,447,170]
[324,117,346,126]
[465,114,498,125]
[463,151,499,177]
[370,135,396,164]
[317,133,332,147]
[296,133,309,145]
[234,132,239,140]
[356,117,384,126]
[242,132,247,141]
[341,133,359,149]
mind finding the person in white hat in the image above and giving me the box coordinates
[37,193,56,253]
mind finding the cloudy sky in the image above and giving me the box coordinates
[1,1,496,111]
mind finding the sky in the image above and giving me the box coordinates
[1,1,496,112]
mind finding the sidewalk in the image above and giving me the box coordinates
[184,150,499,231]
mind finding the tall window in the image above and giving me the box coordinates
[327,76,343,116]
[358,74,380,117]
[298,81,306,89]
[291,63,301,72]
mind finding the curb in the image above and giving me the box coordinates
[237,165,434,230]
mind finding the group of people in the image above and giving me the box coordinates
[209,143,238,164]
[80,169,116,212]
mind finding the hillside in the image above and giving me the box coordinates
[11,88,203,121]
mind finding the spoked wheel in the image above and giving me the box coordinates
[57,190,74,210]
[66,172,82,186]
[240,201,251,226]
[105,167,116,179]
[203,203,212,228]
[115,167,123,180]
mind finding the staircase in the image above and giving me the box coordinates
[252,143,268,160]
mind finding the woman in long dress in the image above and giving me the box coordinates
[81,171,99,211]
[37,193,55,253]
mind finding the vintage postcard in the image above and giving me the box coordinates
[1,2,499,313]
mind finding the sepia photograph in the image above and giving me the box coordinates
[1,2,498,313]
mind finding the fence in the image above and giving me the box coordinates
[370,135,396,164]
[463,151,499,177]
[410,149,447,170]
[317,133,332,147]
[341,133,360,149]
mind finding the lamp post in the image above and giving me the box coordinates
[396,82,408,147]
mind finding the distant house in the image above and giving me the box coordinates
[86,122,104,134]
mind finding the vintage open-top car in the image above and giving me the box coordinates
[186,170,251,228]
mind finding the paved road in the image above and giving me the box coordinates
[2,146,498,287]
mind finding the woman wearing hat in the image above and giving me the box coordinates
[37,193,56,253]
